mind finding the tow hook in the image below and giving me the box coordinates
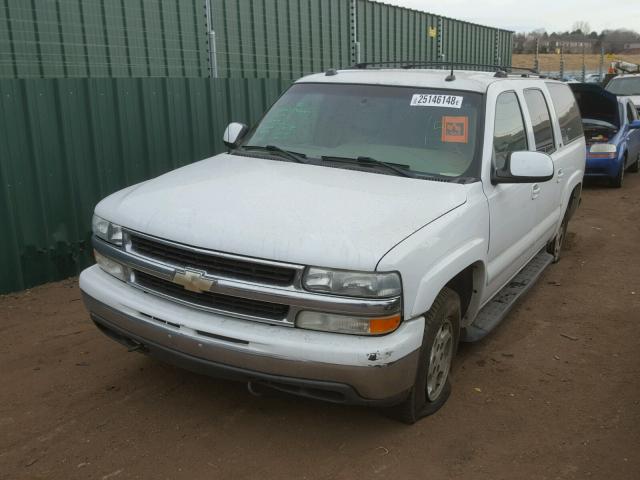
[127,342,147,353]
[247,381,265,397]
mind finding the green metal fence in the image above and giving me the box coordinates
[353,1,512,67]
[209,0,352,78]
[1,0,513,79]
[0,77,289,294]
[0,0,209,78]
[211,0,513,77]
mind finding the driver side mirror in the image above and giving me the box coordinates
[492,151,554,184]
[629,120,640,130]
[223,122,249,149]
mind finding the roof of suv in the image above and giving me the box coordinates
[610,73,640,79]
[296,68,557,92]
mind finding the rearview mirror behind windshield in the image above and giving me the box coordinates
[492,151,554,184]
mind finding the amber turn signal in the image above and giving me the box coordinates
[368,314,402,335]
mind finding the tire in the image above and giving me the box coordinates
[384,288,460,424]
[610,156,625,188]
[629,153,639,173]
[547,209,569,263]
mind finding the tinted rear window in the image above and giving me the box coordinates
[524,89,555,153]
[546,83,584,144]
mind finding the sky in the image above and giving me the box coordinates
[383,0,640,33]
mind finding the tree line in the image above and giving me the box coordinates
[513,22,640,54]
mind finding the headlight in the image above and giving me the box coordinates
[296,311,401,335]
[302,268,401,298]
[94,250,129,282]
[92,214,123,246]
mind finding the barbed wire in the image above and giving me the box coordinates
[0,58,316,78]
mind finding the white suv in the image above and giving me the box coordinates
[606,73,640,114]
[80,66,585,423]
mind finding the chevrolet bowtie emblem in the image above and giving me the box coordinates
[173,269,215,293]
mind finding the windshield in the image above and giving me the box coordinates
[243,83,483,178]
[606,77,640,96]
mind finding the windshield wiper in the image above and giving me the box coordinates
[240,145,308,164]
[321,155,419,179]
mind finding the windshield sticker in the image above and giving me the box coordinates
[441,116,469,143]
[410,94,463,108]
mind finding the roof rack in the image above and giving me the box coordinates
[350,61,543,78]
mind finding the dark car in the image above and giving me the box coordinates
[570,83,640,187]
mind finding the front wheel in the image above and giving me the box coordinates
[385,288,460,424]
[611,157,625,188]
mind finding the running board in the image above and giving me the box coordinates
[461,250,554,342]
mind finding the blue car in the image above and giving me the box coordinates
[570,83,640,187]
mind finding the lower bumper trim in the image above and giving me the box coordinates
[81,285,421,405]
[91,312,410,407]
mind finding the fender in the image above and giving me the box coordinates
[561,168,584,222]
[620,145,628,169]
[377,183,490,322]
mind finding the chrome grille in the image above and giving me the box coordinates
[135,271,289,321]
[129,234,296,286]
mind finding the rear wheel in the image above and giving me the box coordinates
[547,211,569,263]
[385,288,460,424]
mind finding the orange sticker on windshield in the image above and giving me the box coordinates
[442,116,469,143]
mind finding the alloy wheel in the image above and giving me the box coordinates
[427,319,454,401]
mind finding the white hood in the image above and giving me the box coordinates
[96,154,467,271]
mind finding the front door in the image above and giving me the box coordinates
[484,90,540,301]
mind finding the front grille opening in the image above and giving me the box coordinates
[259,381,347,403]
[130,234,296,286]
[139,310,251,344]
[135,271,289,321]
[195,330,250,345]
[139,312,180,329]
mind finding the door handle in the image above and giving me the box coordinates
[557,168,564,183]
[531,183,541,199]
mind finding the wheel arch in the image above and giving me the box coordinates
[566,181,582,220]
[444,261,486,325]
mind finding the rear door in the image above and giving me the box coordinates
[521,88,563,249]
[546,82,585,220]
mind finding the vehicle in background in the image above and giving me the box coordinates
[584,73,602,84]
[570,83,640,187]
[80,65,585,423]
[605,74,640,115]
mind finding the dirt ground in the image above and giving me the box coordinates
[1,176,639,480]
[513,53,640,72]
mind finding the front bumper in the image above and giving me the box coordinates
[80,266,423,405]
[585,156,621,178]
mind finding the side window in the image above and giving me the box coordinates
[524,89,556,154]
[626,102,637,123]
[546,83,584,144]
[493,91,528,170]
